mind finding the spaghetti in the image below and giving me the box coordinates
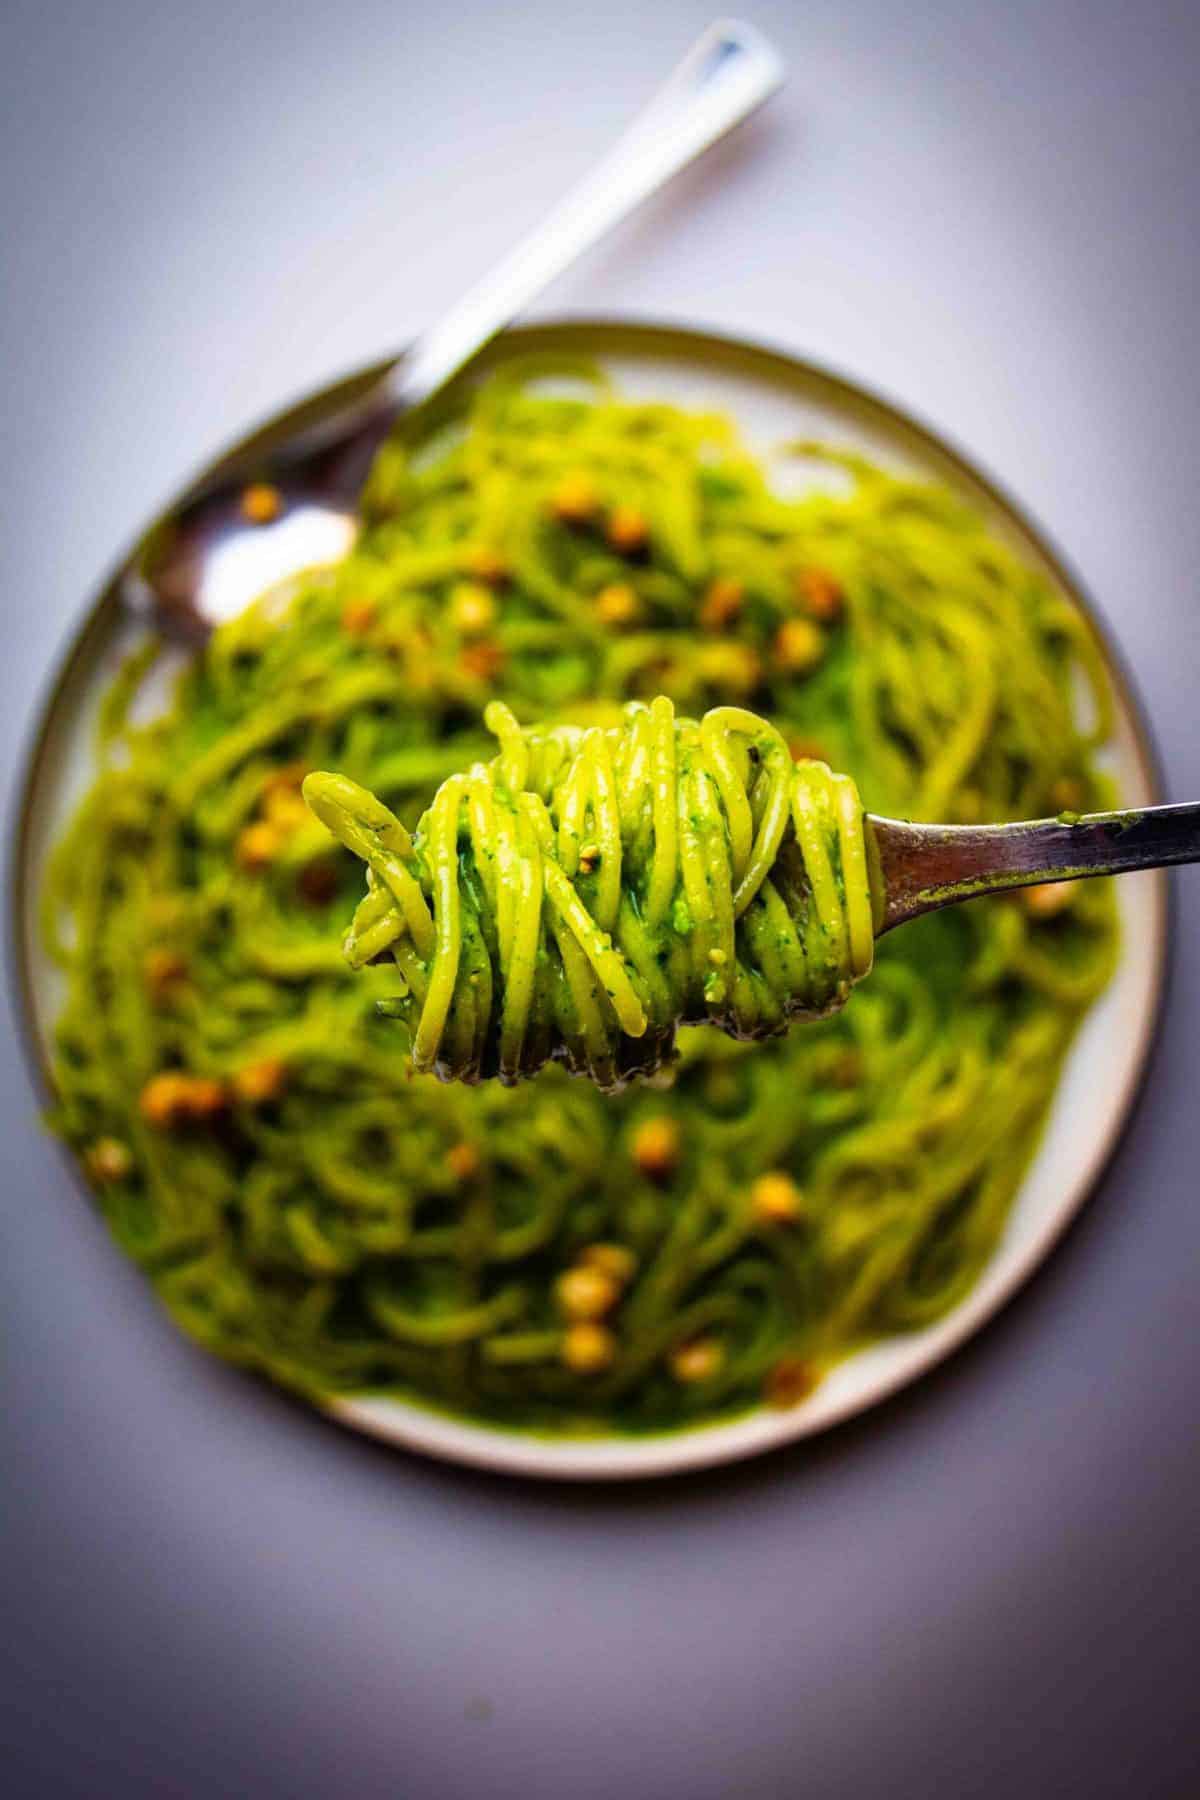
[304,700,874,1088]
[41,365,1119,1432]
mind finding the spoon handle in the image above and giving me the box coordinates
[390,20,784,409]
[869,802,1200,933]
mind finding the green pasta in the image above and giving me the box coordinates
[304,699,874,1089]
[42,364,1119,1433]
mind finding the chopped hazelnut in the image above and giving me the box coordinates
[561,1321,616,1374]
[594,582,640,629]
[144,947,187,1000]
[341,596,378,636]
[750,1170,805,1224]
[139,1072,191,1128]
[450,581,497,638]
[262,761,307,798]
[669,1338,724,1384]
[233,1058,288,1105]
[632,1116,681,1179]
[459,640,506,683]
[446,1142,481,1182]
[550,471,598,525]
[87,1138,133,1183]
[773,617,825,675]
[699,576,745,632]
[463,545,508,585]
[792,566,843,621]
[139,1073,228,1126]
[579,1243,637,1286]
[263,786,310,833]
[764,1356,818,1409]
[606,504,649,555]
[555,1265,620,1321]
[236,820,281,871]
[182,1078,228,1120]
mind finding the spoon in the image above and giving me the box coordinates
[870,801,1196,931]
[123,19,783,639]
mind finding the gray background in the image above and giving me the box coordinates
[3,1,1199,1794]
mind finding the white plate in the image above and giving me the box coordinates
[13,320,1167,1480]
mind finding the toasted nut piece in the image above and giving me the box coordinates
[87,1138,133,1182]
[696,641,761,695]
[262,761,307,797]
[139,1072,191,1128]
[793,566,843,621]
[340,596,378,636]
[450,581,497,637]
[632,1116,681,1179]
[182,1077,228,1120]
[577,842,601,874]
[550,471,598,525]
[561,1321,616,1374]
[446,1142,481,1182]
[699,575,745,631]
[773,617,825,675]
[236,820,281,871]
[751,1170,805,1224]
[669,1338,724,1383]
[606,504,649,554]
[579,1243,637,1286]
[233,1058,288,1105]
[463,544,508,585]
[764,1356,818,1409]
[263,786,310,832]
[556,1265,620,1322]
[594,582,640,628]
[144,947,187,999]
[240,483,283,524]
[1022,881,1075,919]
[459,640,506,682]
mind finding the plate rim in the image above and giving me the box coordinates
[8,314,1171,1482]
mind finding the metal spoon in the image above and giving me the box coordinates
[123,19,783,639]
[870,802,1196,930]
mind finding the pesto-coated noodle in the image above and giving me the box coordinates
[304,700,874,1089]
[41,365,1119,1431]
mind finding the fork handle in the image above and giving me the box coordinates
[869,802,1200,933]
